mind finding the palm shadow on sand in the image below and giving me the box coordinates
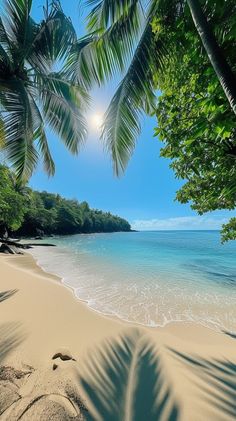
[0,289,18,304]
[0,289,24,364]
[78,329,236,421]
[222,329,236,340]
[0,290,27,417]
[0,322,25,365]
[78,330,179,421]
[170,348,236,419]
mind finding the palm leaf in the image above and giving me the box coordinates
[65,2,142,89]
[4,135,38,182]
[0,44,11,77]
[3,0,77,71]
[0,1,89,181]
[0,18,12,72]
[29,96,55,176]
[3,0,34,67]
[63,35,98,87]
[101,19,157,175]
[86,0,140,31]
[34,127,55,176]
[0,78,38,180]
[3,0,32,42]
[37,72,87,154]
[0,16,10,46]
[28,1,77,72]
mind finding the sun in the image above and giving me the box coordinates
[91,113,104,130]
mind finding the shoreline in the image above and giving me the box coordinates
[27,241,235,334]
[1,251,235,356]
[28,248,230,334]
[1,252,236,419]
[0,252,127,368]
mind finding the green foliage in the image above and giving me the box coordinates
[152,0,236,241]
[221,218,236,243]
[0,165,131,236]
[16,191,131,236]
[19,190,57,236]
[0,0,88,181]
[0,165,26,231]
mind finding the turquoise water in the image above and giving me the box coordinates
[30,231,236,331]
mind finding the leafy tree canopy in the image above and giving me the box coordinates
[0,165,26,232]
[152,0,236,242]
[0,165,131,236]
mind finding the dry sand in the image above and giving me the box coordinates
[0,252,235,420]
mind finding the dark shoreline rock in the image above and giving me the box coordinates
[0,239,56,255]
[0,239,56,250]
[0,244,23,255]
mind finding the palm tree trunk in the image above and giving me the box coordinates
[187,0,236,116]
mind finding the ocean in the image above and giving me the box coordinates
[29,230,236,332]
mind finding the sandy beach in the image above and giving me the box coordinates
[0,252,236,420]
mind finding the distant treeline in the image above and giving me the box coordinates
[0,165,131,237]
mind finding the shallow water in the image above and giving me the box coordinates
[29,231,236,332]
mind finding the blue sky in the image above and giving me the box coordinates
[29,0,234,230]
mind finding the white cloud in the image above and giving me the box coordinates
[131,216,229,231]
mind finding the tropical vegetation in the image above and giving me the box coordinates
[0,165,25,233]
[0,165,131,237]
[152,3,236,242]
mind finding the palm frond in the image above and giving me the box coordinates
[29,96,55,176]
[3,1,77,71]
[0,1,89,181]
[34,125,55,176]
[29,1,77,71]
[0,116,5,148]
[0,78,39,180]
[86,0,140,31]
[4,135,38,182]
[65,2,142,89]
[0,13,12,73]
[3,0,33,62]
[101,19,157,175]
[0,17,12,58]
[63,35,98,87]
[37,72,87,154]
[0,44,11,76]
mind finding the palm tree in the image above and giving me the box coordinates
[0,0,88,181]
[69,0,236,175]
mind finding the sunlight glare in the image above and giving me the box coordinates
[91,113,104,131]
